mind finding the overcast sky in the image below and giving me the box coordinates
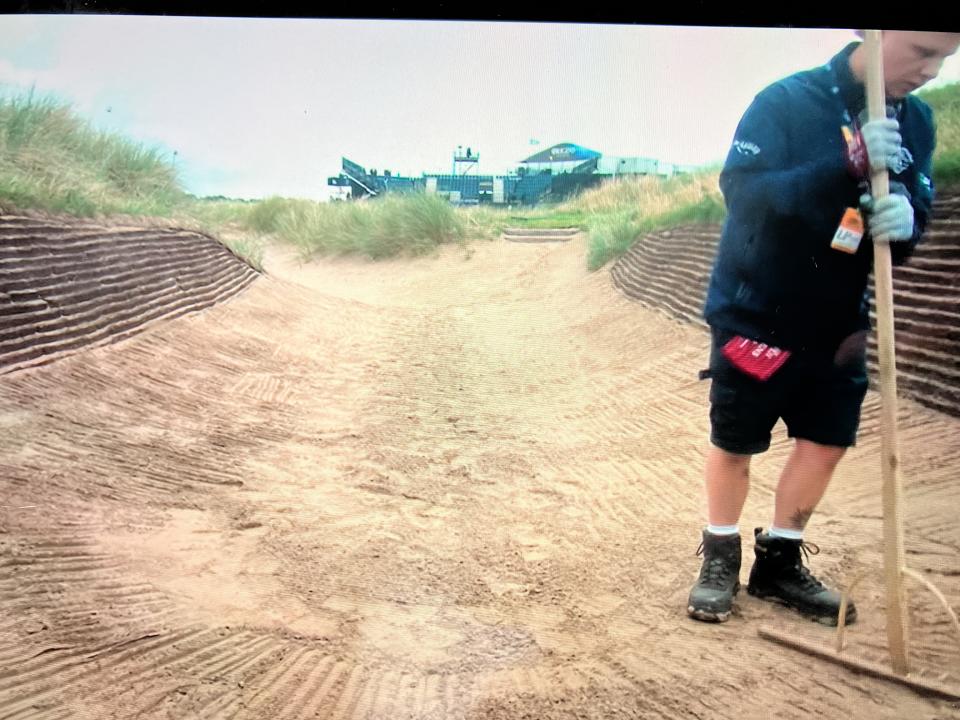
[2,16,959,201]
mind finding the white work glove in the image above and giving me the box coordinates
[860,118,902,174]
[860,191,914,242]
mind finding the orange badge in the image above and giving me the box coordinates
[830,207,864,254]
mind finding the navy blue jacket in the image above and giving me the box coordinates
[703,42,936,354]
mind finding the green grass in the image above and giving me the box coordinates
[220,234,265,271]
[179,196,255,228]
[501,208,588,229]
[931,150,960,188]
[585,193,726,271]
[276,193,466,260]
[0,85,469,264]
[0,86,270,268]
[553,171,725,271]
[918,82,960,188]
[457,205,511,241]
[245,196,313,234]
[179,193,471,264]
[584,210,642,273]
[0,87,183,217]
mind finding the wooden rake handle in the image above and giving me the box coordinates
[864,28,910,676]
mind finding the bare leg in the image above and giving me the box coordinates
[773,438,846,530]
[689,445,752,622]
[705,445,752,526]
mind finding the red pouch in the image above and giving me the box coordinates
[842,124,869,180]
[721,336,791,382]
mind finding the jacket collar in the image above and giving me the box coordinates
[826,42,866,116]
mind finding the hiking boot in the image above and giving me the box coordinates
[687,530,741,623]
[747,527,856,626]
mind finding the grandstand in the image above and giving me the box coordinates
[327,143,696,205]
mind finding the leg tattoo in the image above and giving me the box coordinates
[788,507,814,530]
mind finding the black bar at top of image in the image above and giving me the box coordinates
[7,1,958,33]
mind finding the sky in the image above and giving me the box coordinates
[1,16,959,201]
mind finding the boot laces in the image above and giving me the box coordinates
[795,541,825,591]
[696,542,735,588]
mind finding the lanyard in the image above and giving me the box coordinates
[828,58,903,130]
[828,55,906,193]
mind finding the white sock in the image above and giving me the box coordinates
[768,525,804,541]
[706,524,740,536]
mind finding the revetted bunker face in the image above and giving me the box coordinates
[0,212,260,375]
[611,191,960,418]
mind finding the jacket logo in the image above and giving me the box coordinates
[733,140,761,156]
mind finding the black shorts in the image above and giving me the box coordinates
[707,326,869,455]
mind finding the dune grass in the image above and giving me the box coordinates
[179,197,255,228]
[273,193,466,260]
[0,87,183,217]
[919,82,960,188]
[2,81,957,274]
[565,171,725,270]
[0,86,272,266]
